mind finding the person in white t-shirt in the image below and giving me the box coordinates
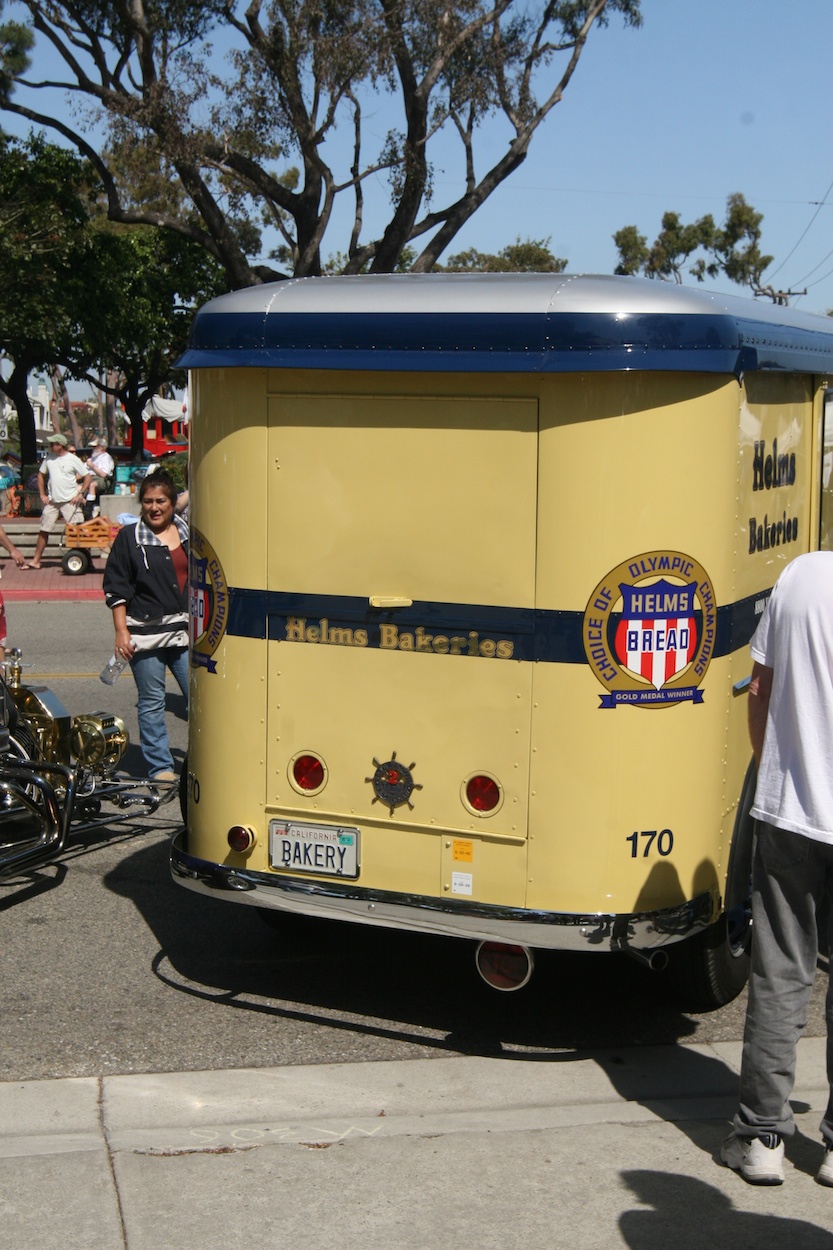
[721,551,833,1188]
[30,434,91,569]
[85,439,115,517]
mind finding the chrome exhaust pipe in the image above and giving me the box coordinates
[624,946,669,972]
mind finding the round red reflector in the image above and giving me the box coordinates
[466,775,500,812]
[293,754,325,791]
[227,825,254,853]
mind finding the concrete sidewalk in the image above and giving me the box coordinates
[2,1040,832,1249]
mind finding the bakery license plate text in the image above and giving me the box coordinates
[269,820,360,878]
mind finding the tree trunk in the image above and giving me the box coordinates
[130,411,145,459]
[52,365,83,446]
[48,368,61,435]
[121,389,145,460]
[105,371,119,446]
[0,359,39,467]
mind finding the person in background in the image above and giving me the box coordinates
[0,454,17,516]
[102,470,188,782]
[30,434,91,569]
[85,439,114,518]
[0,452,22,518]
[721,550,833,1187]
[175,463,189,525]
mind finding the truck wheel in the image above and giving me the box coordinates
[666,759,755,1011]
[62,548,91,576]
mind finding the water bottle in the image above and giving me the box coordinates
[100,654,128,685]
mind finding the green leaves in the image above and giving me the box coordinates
[0,5,33,107]
[0,132,228,417]
[81,225,227,386]
[613,194,773,292]
[442,236,567,272]
[0,134,95,359]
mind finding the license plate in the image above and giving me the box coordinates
[269,820,360,879]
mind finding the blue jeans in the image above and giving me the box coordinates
[130,647,189,777]
[734,821,833,1144]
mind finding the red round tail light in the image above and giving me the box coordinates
[465,774,501,812]
[293,754,325,791]
[227,825,256,853]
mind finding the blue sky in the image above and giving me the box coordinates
[4,0,832,316]
[434,0,833,313]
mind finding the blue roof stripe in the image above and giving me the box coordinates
[179,308,833,375]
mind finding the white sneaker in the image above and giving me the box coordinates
[817,1145,833,1187]
[721,1131,785,1184]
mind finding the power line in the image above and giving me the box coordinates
[807,264,833,291]
[767,175,833,282]
[791,246,833,289]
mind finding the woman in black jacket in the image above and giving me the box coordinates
[103,470,189,781]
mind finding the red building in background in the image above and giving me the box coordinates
[125,396,189,458]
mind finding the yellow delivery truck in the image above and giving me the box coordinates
[172,273,833,1008]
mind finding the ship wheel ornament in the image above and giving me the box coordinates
[366,751,422,816]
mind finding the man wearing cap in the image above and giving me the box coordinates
[30,434,91,569]
[85,438,114,518]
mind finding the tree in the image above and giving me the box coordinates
[0,5,32,101]
[71,226,228,454]
[442,235,567,272]
[0,132,228,460]
[0,132,97,465]
[613,193,775,296]
[0,1,643,287]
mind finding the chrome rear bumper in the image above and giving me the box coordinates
[170,829,713,954]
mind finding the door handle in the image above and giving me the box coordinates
[369,595,413,609]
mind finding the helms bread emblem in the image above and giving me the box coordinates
[582,550,716,709]
[189,528,229,674]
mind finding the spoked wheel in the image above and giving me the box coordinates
[0,725,48,847]
[665,759,755,1011]
[6,721,40,793]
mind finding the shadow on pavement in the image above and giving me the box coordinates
[0,806,153,909]
[103,835,829,1187]
[619,1170,833,1248]
[104,835,712,1057]
[0,860,68,909]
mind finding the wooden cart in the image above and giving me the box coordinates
[61,517,121,575]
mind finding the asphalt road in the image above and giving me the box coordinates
[1,602,827,1083]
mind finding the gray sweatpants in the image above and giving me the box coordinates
[734,821,833,1143]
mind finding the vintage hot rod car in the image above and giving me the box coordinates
[0,647,160,877]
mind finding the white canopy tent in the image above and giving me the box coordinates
[141,396,188,424]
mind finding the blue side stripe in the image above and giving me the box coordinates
[225,588,766,662]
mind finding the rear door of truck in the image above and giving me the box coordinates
[265,389,538,905]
